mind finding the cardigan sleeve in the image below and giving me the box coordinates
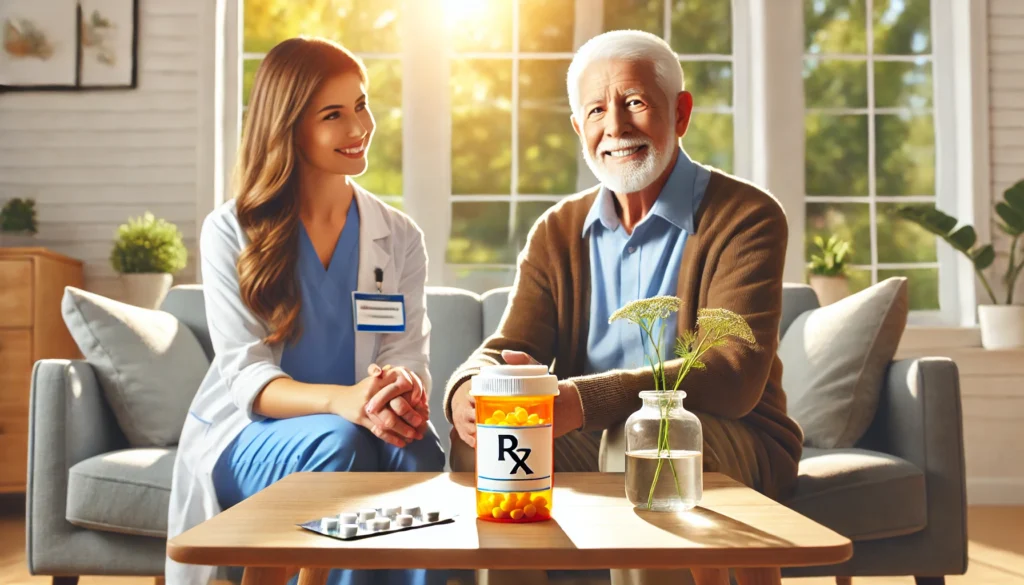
[441,214,561,423]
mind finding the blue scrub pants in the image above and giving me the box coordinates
[212,414,448,585]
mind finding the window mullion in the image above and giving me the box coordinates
[749,0,806,284]
[866,0,879,287]
[574,0,603,192]
[402,0,451,286]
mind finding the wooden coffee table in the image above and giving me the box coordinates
[167,472,852,585]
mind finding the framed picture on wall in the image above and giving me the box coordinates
[0,0,78,89]
[0,0,137,91]
[78,0,138,88]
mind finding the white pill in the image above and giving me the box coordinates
[358,509,376,522]
[401,505,421,516]
[341,524,359,538]
[338,513,358,525]
[396,514,414,527]
[425,511,440,522]
[320,517,339,531]
[371,518,391,531]
[383,505,401,518]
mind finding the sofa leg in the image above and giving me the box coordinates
[835,578,852,585]
[915,579,945,585]
[52,578,79,585]
[155,578,166,585]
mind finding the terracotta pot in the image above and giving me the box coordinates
[809,275,849,306]
[120,273,173,309]
[977,305,1024,349]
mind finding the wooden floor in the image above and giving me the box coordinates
[1,497,1021,584]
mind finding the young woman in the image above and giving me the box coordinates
[166,37,446,585]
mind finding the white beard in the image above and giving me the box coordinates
[582,131,677,195]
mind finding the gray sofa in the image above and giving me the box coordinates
[27,284,967,584]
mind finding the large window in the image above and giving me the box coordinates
[803,0,939,310]
[237,0,971,316]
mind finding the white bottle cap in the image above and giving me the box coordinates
[470,364,559,397]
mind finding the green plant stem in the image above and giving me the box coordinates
[639,319,668,391]
[674,329,714,391]
[978,269,998,305]
[646,398,685,509]
[1008,235,1020,305]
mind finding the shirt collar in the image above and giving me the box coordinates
[582,147,699,238]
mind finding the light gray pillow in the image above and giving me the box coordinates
[61,286,210,447]
[779,277,909,449]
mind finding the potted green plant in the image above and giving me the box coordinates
[610,296,755,511]
[807,234,852,306]
[894,179,1024,349]
[110,212,188,309]
[0,198,38,247]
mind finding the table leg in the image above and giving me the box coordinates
[297,568,331,585]
[240,567,289,585]
[692,568,730,585]
[735,568,783,585]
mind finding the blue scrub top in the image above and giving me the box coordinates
[280,201,361,386]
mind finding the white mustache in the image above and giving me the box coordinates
[597,137,652,154]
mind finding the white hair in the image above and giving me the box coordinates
[566,30,684,120]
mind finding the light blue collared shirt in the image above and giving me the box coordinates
[583,148,711,374]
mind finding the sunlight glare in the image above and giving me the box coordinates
[442,0,490,31]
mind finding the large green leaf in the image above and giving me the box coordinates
[895,206,958,237]
[1004,179,1024,214]
[947,225,978,252]
[971,244,995,270]
[996,202,1024,235]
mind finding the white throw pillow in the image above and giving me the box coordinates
[779,277,909,449]
[61,286,210,447]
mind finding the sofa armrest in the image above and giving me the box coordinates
[27,359,127,574]
[868,357,968,573]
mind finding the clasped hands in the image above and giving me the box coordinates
[348,364,431,448]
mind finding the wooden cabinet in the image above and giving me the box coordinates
[0,248,84,493]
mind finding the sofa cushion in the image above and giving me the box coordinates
[66,448,176,538]
[61,286,210,447]
[778,277,909,448]
[788,447,926,541]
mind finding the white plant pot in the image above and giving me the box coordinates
[120,273,173,309]
[978,305,1024,349]
[0,231,37,247]
[809,275,849,306]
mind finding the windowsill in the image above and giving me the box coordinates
[895,326,1024,380]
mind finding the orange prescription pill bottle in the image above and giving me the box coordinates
[471,365,558,523]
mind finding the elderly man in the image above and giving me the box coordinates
[444,28,803,584]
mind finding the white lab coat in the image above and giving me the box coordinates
[165,185,432,585]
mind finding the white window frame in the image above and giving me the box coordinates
[206,0,989,326]
[755,0,990,326]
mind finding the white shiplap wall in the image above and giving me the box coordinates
[0,0,201,300]
[949,0,1024,505]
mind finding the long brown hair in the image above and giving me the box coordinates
[234,37,367,345]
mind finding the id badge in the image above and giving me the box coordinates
[352,292,406,333]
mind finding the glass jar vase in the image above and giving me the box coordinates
[624,391,703,512]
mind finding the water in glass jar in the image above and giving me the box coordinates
[625,449,702,511]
